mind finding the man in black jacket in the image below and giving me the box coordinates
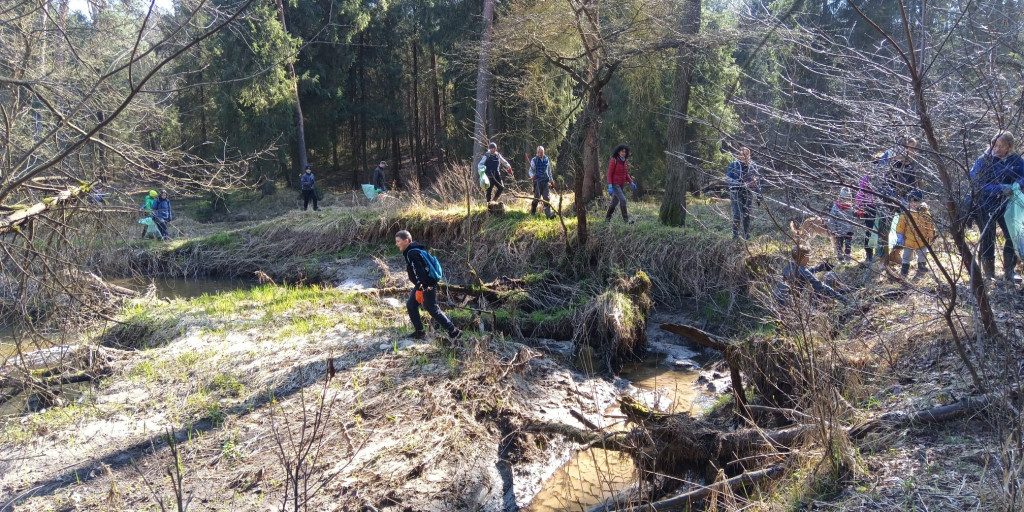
[373,160,388,192]
[396,230,462,339]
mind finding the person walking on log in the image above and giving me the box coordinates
[478,142,512,202]
[606,144,637,224]
[529,146,556,219]
[396,230,463,340]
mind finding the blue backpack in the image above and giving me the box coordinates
[412,249,444,282]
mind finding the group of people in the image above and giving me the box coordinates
[768,130,1024,305]
[140,189,173,240]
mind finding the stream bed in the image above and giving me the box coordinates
[528,335,713,512]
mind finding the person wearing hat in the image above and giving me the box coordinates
[373,160,389,193]
[300,165,318,211]
[829,187,857,263]
[529,146,556,219]
[895,189,937,277]
[478,142,512,202]
[152,190,173,240]
[140,190,158,238]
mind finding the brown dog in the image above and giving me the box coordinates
[790,217,832,242]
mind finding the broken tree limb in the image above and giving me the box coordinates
[601,465,786,512]
[522,419,630,450]
[849,388,1019,439]
[660,323,749,417]
[0,182,91,235]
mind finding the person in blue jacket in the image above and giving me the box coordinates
[152,190,173,240]
[396,230,462,340]
[725,146,760,240]
[300,165,318,211]
[968,132,1024,281]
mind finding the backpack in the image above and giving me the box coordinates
[412,248,443,282]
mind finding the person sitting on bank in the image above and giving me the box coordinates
[529,146,556,219]
[396,230,463,340]
[776,245,849,305]
[373,160,389,193]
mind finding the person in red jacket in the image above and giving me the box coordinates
[606,144,637,224]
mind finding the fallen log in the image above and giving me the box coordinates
[600,465,785,512]
[849,388,1019,439]
[0,182,91,235]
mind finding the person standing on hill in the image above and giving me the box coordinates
[725,146,759,240]
[967,131,1024,281]
[140,189,158,239]
[396,230,463,340]
[478,142,512,202]
[152,190,173,240]
[829,187,857,263]
[529,146,556,219]
[606,144,637,224]
[300,165,319,211]
[373,160,389,193]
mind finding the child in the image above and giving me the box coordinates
[895,190,937,277]
[829,187,857,263]
[776,246,849,305]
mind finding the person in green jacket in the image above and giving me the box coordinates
[140,190,158,239]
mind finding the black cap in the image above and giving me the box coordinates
[304,165,312,170]
[488,142,497,149]
[907,190,923,202]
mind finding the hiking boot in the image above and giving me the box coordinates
[900,263,910,277]
[546,214,557,220]
[449,328,463,340]
[1004,250,1019,283]
[626,217,635,225]
[408,330,426,339]
[917,262,928,274]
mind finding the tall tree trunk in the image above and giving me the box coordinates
[412,40,423,179]
[472,0,496,159]
[391,132,402,189]
[358,32,367,184]
[659,0,701,226]
[275,0,308,172]
[430,41,444,167]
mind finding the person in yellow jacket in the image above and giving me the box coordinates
[895,190,937,277]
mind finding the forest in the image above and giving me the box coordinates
[2,0,1024,510]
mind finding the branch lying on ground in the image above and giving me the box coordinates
[600,465,786,512]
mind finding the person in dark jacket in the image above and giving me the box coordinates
[300,165,318,211]
[606,144,637,224]
[967,131,1024,280]
[478,142,512,202]
[529,146,556,219]
[725,146,760,240]
[396,230,463,340]
[373,160,388,192]
[775,246,849,305]
[152,190,173,240]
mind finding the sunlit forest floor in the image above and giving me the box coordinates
[2,185,1022,511]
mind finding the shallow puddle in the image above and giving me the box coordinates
[528,352,705,511]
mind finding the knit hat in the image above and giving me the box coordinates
[149,190,158,198]
[838,187,852,201]
[907,189,924,202]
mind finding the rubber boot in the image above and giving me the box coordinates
[917,261,928,274]
[983,259,996,280]
[605,205,615,222]
[900,263,910,277]
[1004,249,1020,283]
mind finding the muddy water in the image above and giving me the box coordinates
[527,354,706,512]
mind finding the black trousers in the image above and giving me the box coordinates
[407,287,456,334]
[302,189,318,210]
[485,169,505,201]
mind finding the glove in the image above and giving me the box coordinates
[896,234,905,246]
[608,184,614,196]
[415,289,424,304]
[630,182,637,190]
[1000,184,1014,196]
[507,167,513,175]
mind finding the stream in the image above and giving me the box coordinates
[528,344,710,512]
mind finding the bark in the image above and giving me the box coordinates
[0,182,90,235]
[275,0,308,172]
[472,0,496,159]
[430,40,444,166]
[659,0,701,227]
[412,39,423,181]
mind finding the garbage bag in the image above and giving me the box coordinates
[888,213,900,249]
[361,184,378,201]
[478,166,490,189]
[138,217,155,226]
[1005,183,1024,259]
